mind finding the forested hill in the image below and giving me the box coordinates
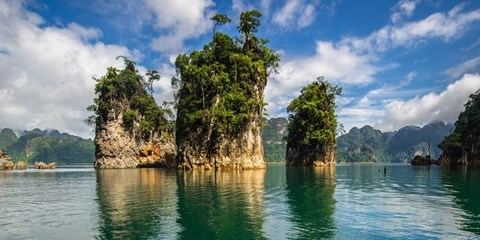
[0,128,94,164]
[337,121,454,163]
[262,117,288,162]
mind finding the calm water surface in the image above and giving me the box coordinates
[0,165,479,239]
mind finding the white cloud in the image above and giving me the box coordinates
[265,41,381,116]
[0,0,137,138]
[343,5,480,53]
[147,0,214,53]
[445,56,480,79]
[379,73,480,131]
[272,0,316,29]
[266,4,480,125]
[391,0,418,23]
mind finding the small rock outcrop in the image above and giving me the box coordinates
[285,79,341,166]
[0,150,14,170]
[14,161,28,170]
[410,155,436,166]
[88,58,176,169]
[35,161,56,169]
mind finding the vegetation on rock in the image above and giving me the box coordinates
[439,89,480,166]
[173,10,279,169]
[87,57,172,140]
[87,57,176,168]
[286,78,341,166]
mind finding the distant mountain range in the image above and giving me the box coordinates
[337,121,454,163]
[0,119,454,164]
[0,128,94,164]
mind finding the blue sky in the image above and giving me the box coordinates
[0,0,480,138]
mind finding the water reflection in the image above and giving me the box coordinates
[285,166,336,239]
[95,169,179,240]
[442,168,480,235]
[176,170,266,239]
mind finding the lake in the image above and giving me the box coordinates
[0,164,479,239]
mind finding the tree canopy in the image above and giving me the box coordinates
[86,57,171,140]
[286,78,341,152]
[173,10,279,148]
[440,89,480,162]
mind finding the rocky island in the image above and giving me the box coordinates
[87,58,175,168]
[439,89,480,167]
[285,78,341,166]
[173,11,279,170]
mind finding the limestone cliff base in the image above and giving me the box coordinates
[94,117,175,169]
[286,144,336,166]
[177,123,265,170]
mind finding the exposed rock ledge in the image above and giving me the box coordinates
[286,145,336,166]
[0,150,14,170]
[177,122,265,170]
[95,115,176,169]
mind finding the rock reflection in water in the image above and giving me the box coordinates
[286,166,336,239]
[443,168,480,235]
[96,169,179,240]
[176,169,266,239]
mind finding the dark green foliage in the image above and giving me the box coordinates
[1,128,94,164]
[262,117,288,162]
[336,121,454,162]
[0,128,18,150]
[173,10,279,150]
[87,57,171,139]
[286,78,341,154]
[211,13,231,34]
[440,89,480,163]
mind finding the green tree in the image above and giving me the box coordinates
[173,10,279,157]
[86,57,171,140]
[286,77,341,165]
[211,13,231,34]
[440,89,480,165]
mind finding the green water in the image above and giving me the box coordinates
[0,165,479,239]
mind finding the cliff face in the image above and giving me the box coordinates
[94,113,175,169]
[177,120,264,170]
[286,144,335,166]
[90,60,175,169]
[0,149,14,170]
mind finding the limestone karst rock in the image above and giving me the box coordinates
[88,58,176,169]
[285,79,341,166]
[174,10,278,170]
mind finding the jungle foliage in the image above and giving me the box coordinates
[86,57,172,140]
[286,78,341,153]
[173,10,279,147]
[440,89,480,162]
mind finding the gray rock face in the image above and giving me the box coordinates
[94,113,176,169]
[177,120,265,170]
[286,144,335,166]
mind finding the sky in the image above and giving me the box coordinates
[0,0,480,138]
